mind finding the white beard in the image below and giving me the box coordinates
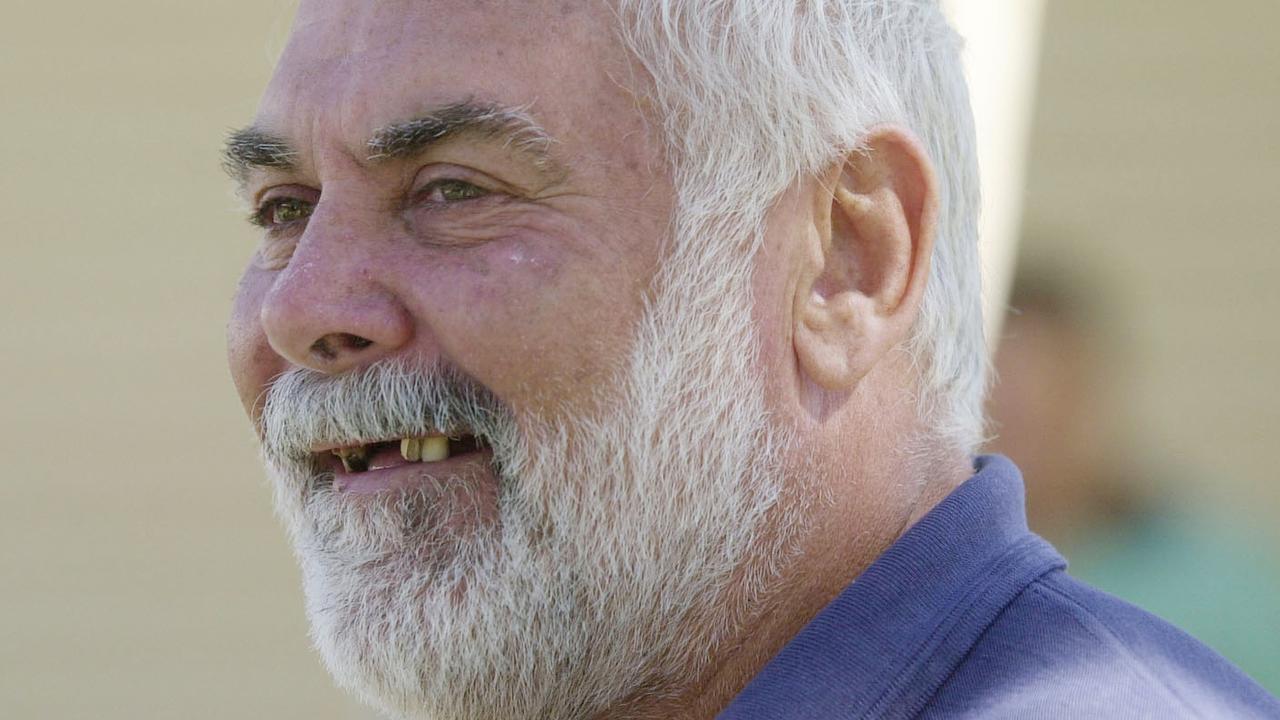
[260,227,799,719]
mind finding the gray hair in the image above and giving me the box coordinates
[613,0,987,453]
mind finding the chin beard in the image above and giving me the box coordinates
[260,232,799,720]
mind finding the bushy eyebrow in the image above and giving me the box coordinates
[222,100,560,192]
[222,127,298,186]
[367,101,556,170]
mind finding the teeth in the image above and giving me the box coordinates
[400,437,422,462]
[421,436,449,462]
[330,436,451,471]
[332,446,369,473]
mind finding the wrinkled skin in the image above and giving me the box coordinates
[229,1,675,427]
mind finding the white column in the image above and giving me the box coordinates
[942,0,1047,348]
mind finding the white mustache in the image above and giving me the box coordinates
[260,359,514,469]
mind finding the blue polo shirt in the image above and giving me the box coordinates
[720,455,1280,719]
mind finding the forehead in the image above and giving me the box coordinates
[260,0,636,152]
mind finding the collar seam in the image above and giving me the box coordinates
[861,536,1063,719]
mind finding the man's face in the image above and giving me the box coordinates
[227,2,797,718]
[229,0,672,435]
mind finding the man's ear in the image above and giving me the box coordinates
[793,126,938,391]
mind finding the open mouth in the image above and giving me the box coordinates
[321,433,489,475]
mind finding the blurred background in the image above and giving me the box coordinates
[1,1,1277,717]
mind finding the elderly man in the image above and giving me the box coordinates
[224,1,1280,718]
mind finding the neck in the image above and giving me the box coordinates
[594,441,972,720]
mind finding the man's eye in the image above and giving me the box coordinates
[421,179,489,204]
[251,197,314,228]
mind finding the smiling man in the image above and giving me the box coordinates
[224,2,1280,719]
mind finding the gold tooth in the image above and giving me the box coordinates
[400,437,422,462]
[421,436,449,462]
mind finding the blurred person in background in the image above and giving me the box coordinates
[222,1,1280,718]
[989,261,1280,694]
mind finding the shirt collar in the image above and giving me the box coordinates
[719,455,1065,719]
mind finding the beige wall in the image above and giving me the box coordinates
[1018,0,1280,514]
[1,1,1276,717]
[0,1,361,716]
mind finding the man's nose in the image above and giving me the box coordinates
[258,221,413,374]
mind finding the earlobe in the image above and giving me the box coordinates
[796,291,882,390]
[792,126,938,392]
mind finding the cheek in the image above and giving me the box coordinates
[414,235,641,413]
[227,268,284,419]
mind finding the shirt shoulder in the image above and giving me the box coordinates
[920,569,1280,719]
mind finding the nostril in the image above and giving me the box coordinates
[310,333,374,361]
